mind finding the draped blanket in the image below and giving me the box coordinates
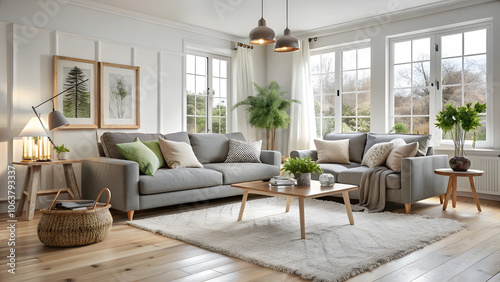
[353,166,393,212]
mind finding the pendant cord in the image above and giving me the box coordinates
[261,0,264,18]
[286,0,289,28]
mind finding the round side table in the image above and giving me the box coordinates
[434,168,484,212]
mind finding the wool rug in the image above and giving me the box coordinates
[128,197,466,282]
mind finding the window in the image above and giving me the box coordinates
[311,46,371,138]
[391,25,489,144]
[186,53,229,133]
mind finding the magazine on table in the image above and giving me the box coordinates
[269,176,296,187]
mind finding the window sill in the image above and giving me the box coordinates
[433,146,500,156]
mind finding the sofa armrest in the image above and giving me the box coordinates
[400,155,448,204]
[260,150,281,166]
[82,157,140,212]
[290,150,318,161]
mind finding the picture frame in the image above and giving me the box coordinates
[99,62,140,129]
[53,55,99,129]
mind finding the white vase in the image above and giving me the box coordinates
[57,152,69,160]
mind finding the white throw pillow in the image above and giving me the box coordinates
[225,139,262,163]
[390,138,406,147]
[314,139,350,164]
[386,142,418,172]
[158,138,203,169]
[361,142,394,168]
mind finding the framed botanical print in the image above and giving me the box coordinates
[53,55,99,129]
[99,62,140,129]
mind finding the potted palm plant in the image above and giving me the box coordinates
[232,81,299,150]
[435,102,486,171]
[281,157,324,186]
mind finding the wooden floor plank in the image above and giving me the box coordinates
[448,250,500,282]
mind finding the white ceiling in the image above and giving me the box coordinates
[78,0,476,38]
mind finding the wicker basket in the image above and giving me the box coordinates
[37,188,113,247]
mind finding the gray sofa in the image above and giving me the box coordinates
[82,132,281,220]
[291,133,448,213]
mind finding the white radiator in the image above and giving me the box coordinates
[456,156,500,195]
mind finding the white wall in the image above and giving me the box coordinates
[0,0,265,212]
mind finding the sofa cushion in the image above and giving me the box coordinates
[101,132,163,159]
[314,139,350,164]
[225,139,262,163]
[386,142,418,172]
[115,138,161,176]
[203,163,279,184]
[189,132,246,164]
[158,138,203,168]
[337,166,401,189]
[318,163,360,179]
[362,142,394,168]
[323,133,367,163]
[141,139,165,168]
[139,168,223,195]
[364,133,431,156]
[162,131,191,145]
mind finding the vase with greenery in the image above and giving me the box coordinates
[232,81,299,150]
[281,156,324,186]
[53,144,70,160]
[435,102,486,171]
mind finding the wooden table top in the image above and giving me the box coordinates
[434,168,484,177]
[13,160,82,166]
[231,180,358,198]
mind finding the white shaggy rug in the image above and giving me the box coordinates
[128,197,466,282]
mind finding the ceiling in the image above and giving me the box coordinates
[78,0,477,38]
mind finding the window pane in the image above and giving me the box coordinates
[187,116,195,133]
[442,33,462,58]
[322,118,335,136]
[212,97,221,116]
[186,74,195,94]
[196,56,207,75]
[412,61,430,87]
[464,55,486,84]
[186,54,195,74]
[212,77,220,96]
[412,88,429,115]
[310,55,320,74]
[220,60,227,78]
[322,73,335,94]
[186,94,195,115]
[475,116,486,141]
[322,95,335,116]
[342,93,356,116]
[342,71,356,92]
[464,29,486,55]
[315,118,321,138]
[358,92,370,116]
[413,38,430,61]
[464,84,486,105]
[314,95,321,117]
[358,118,370,133]
[196,96,206,115]
[357,69,370,91]
[395,117,411,132]
[212,59,220,77]
[358,47,370,69]
[342,118,356,133]
[322,52,335,73]
[220,118,226,134]
[394,64,411,88]
[442,58,462,85]
[219,99,227,117]
[212,117,220,133]
[412,117,429,135]
[219,78,227,98]
[394,41,411,64]
[196,117,206,133]
[196,76,207,94]
[312,75,320,95]
[343,50,356,71]
[394,89,411,115]
[442,86,462,108]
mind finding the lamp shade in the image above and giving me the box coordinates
[19,117,48,137]
[48,110,69,130]
[274,28,300,52]
[249,18,276,45]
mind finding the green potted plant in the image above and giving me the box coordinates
[53,144,70,160]
[435,102,486,171]
[281,156,324,186]
[232,81,299,150]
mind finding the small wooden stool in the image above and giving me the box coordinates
[434,168,484,212]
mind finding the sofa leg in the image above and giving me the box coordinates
[127,210,135,221]
[404,204,411,214]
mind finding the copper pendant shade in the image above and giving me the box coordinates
[249,0,275,45]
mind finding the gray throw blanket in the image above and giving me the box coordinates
[352,166,393,213]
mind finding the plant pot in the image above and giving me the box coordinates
[296,173,311,186]
[449,156,471,172]
[57,152,69,160]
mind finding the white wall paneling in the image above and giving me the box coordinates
[160,52,183,133]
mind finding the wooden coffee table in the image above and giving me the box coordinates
[231,181,358,239]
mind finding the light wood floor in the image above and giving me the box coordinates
[1,195,499,282]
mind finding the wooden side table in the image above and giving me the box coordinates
[14,160,82,220]
[434,168,484,212]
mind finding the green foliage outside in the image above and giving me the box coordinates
[63,66,90,118]
[389,122,410,134]
[281,156,324,178]
[53,144,70,153]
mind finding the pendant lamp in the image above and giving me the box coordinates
[274,0,300,52]
[249,0,275,45]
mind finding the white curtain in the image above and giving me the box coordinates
[288,39,316,153]
[234,45,258,141]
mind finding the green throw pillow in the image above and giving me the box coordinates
[141,139,165,168]
[116,139,160,176]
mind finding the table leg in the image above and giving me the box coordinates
[342,191,355,225]
[237,190,249,221]
[468,176,482,212]
[298,197,305,239]
[63,164,81,200]
[15,167,31,217]
[452,175,457,208]
[443,176,453,210]
[26,166,41,221]
[285,197,291,212]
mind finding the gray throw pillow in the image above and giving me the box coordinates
[225,139,262,163]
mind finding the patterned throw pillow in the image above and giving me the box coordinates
[361,142,394,168]
[224,139,262,163]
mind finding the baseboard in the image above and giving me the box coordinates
[456,191,500,202]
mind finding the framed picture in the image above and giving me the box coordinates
[99,62,140,129]
[53,55,99,129]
